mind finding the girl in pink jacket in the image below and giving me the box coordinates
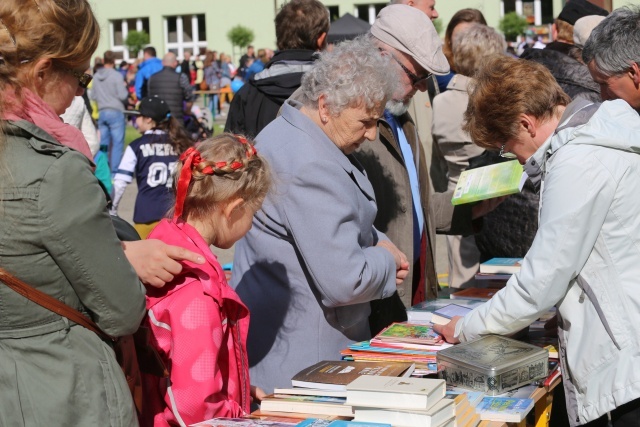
[141,134,271,426]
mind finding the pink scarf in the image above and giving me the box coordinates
[1,87,92,160]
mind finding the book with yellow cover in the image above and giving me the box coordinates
[451,160,527,205]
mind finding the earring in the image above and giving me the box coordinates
[321,117,328,124]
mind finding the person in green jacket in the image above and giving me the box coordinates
[0,0,193,425]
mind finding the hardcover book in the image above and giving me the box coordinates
[474,397,534,422]
[291,360,415,391]
[479,258,523,275]
[273,389,347,399]
[451,160,527,205]
[346,376,446,410]
[260,395,354,417]
[353,400,455,427]
[430,304,474,326]
[450,288,499,301]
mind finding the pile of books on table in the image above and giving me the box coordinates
[258,360,415,419]
[341,322,453,376]
[474,257,523,287]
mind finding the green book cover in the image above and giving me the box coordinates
[451,160,527,206]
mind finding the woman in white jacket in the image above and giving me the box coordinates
[434,55,640,426]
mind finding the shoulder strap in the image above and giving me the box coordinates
[0,267,113,342]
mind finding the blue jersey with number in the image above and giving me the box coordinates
[115,131,178,224]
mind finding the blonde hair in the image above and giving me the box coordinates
[174,134,271,222]
[452,24,506,77]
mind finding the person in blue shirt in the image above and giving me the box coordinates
[134,46,163,100]
[110,96,193,238]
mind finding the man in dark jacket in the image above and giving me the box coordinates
[147,52,194,124]
[520,0,608,102]
[224,0,329,137]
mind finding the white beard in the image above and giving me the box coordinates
[385,99,409,116]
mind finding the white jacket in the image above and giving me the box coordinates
[456,99,640,425]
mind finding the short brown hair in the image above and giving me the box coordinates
[463,55,571,150]
[103,50,117,65]
[554,19,574,43]
[275,0,330,51]
[443,8,487,70]
[453,24,506,77]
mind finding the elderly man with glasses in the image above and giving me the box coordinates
[354,5,498,335]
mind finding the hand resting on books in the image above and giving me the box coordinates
[432,316,463,344]
[376,239,410,285]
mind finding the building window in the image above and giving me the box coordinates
[327,5,340,22]
[110,17,150,61]
[355,3,386,24]
[164,14,207,59]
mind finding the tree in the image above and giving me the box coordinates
[124,30,150,58]
[499,12,529,42]
[227,25,255,59]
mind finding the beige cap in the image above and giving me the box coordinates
[573,15,606,48]
[370,4,450,76]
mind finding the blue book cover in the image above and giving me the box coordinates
[475,397,534,422]
[479,258,523,274]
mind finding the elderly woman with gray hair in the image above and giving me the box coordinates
[231,37,409,394]
[431,23,506,288]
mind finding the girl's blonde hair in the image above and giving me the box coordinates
[173,134,271,222]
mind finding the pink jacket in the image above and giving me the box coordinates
[141,219,251,427]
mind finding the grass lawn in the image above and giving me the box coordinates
[124,123,226,146]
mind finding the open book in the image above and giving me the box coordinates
[451,160,527,205]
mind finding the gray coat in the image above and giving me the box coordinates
[0,121,146,426]
[231,101,397,393]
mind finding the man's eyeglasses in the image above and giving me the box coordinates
[390,54,432,87]
[67,69,93,89]
[499,143,518,159]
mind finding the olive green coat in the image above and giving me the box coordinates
[0,120,146,426]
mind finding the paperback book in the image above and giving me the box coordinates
[406,299,484,324]
[449,288,499,301]
[451,160,527,205]
[295,418,392,427]
[374,322,444,345]
[191,418,298,427]
[474,397,534,422]
[479,258,523,275]
[291,360,415,392]
[430,304,474,326]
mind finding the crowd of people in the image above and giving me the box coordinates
[2,0,640,426]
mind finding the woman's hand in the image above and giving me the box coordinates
[250,385,267,403]
[376,240,410,286]
[122,240,205,288]
[432,316,463,344]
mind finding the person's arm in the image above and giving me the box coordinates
[117,74,129,103]
[40,151,146,336]
[134,68,145,100]
[448,150,617,342]
[281,159,398,307]
[150,286,247,424]
[110,145,136,215]
[179,72,194,102]
[79,102,100,156]
[223,87,246,133]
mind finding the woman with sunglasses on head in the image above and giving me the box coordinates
[0,0,202,425]
[434,55,640,426]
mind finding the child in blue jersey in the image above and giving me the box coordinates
[110,96,194,238]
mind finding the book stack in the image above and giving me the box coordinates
[474,397,535,423]
[346,376,458,427]
[341,323,453,376]
[475,258,523,287]
[259,360,415,418]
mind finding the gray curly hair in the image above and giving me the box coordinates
[300,36,399,115]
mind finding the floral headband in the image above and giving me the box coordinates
[173,135,258,220]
